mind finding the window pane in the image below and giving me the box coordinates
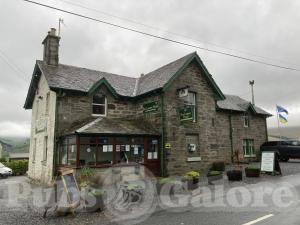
[80,145,96,166]
[97,145,113,165]
[93,105,105,115]
[68,145,77,166]
[93,95,105,104]
[183,92,195,105]
[61,146,68,165]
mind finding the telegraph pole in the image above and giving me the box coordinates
[249,80,255,105]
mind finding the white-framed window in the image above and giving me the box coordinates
[183,92,196,122]
[244,115,249,127]
[92,94,107,116]
[43,136,48,162]
[243,139,255,157]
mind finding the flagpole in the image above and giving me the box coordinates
[276,106,282,140]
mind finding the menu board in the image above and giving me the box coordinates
[261,152,275,172]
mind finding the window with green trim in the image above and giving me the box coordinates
[183,92,196,122]
[243,139,255,157]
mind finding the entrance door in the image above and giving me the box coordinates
[145,138,160,176]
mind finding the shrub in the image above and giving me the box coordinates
[0,158,7,163]
[245,165,260,170]
[183,171,200,180]
[211,161,225,171]
[207,170,222,177]
[3,160,28,175]
[158,177,176,185]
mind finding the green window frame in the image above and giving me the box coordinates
[243,139,255,157]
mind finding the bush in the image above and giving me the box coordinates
[211,161,225,171]
[207,170,222,177]
[0,158,7,163]
[3,160,28,175]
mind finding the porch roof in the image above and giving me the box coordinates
[64,117,160,136]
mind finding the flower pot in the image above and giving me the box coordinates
[182,178,198,190]
[245,168,260,177]
[226,170,242,181]
[207,174,223,183]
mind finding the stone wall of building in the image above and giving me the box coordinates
[162,60,220,176]
[230,112,267,161]
[56,85,137,135]
[28,74,56,184]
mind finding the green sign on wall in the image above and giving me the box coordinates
[179,106,194,122]
[143,101,159,113]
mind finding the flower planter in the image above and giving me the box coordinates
[226,170,242,181]
[245,168,260,177]
[182,178,199,190]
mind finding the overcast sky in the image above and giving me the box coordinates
[0,0,300,137]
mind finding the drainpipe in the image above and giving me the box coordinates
[229,112,234,163]
[160,94,165,177]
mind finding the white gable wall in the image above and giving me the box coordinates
[28,74,57,184]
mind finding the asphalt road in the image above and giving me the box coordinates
[1,161,300,225]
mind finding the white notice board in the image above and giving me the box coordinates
[261,152,275,172]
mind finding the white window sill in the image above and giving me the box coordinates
[244,155,256,158]
[92,114,106,117]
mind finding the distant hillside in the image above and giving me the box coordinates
[0,137,29,155]
[268,126,300,140]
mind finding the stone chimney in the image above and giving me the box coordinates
[42,28,60,66]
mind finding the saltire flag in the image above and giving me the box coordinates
[276,105,288,124]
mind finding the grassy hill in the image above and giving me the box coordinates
[0,137,29,157]
[268,126,300,140]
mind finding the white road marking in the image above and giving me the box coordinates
[242,214,274,225]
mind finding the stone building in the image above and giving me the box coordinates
[24,28,271,183]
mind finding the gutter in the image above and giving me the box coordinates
[52,90,60,179]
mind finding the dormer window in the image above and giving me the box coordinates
[92,94,107,116]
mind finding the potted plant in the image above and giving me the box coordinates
[245,165,260,177]
[227,150,243,181]
[207,170,223,184]
[182,171,200,190]
[157,177,178,195]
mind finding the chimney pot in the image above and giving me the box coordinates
[50,28,56,36]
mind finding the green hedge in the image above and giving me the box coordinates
[3,160,28,175]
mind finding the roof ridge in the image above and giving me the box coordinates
[37,60,136,80]
[142,52,196,78]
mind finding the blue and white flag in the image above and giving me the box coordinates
[276,105,288,124]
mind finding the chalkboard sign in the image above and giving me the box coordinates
[43,169,80,217]
[261,152,275,172]
[60,169,81,209]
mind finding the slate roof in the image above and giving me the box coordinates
[36,60,136,96]
[24,52,270,117]
[65,117,159,136]
[24,52,225,109]
[217,94,271,116]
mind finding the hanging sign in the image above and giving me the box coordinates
[143,101,159,113]
[179,106,194,122]
[261,152,275,172]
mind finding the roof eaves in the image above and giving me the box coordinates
[24,62,42,109]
